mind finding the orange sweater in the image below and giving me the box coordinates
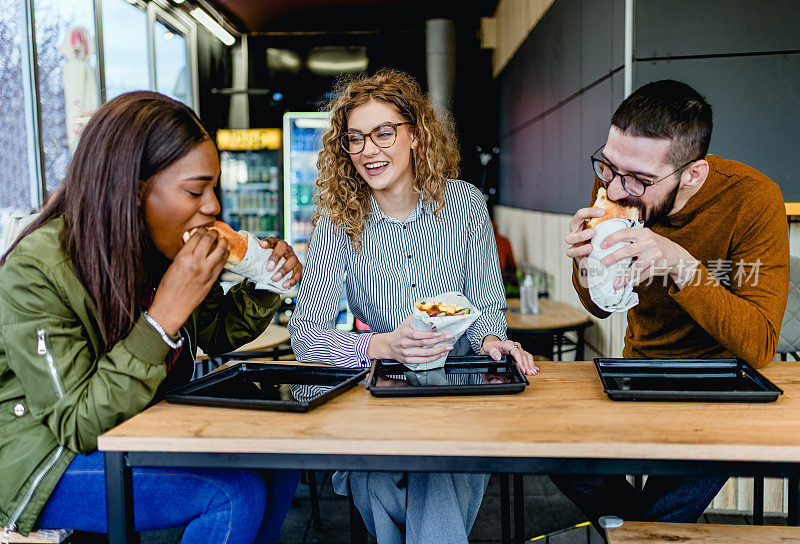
[573,155,790,368]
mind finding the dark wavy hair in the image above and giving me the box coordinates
[1,91,211,348]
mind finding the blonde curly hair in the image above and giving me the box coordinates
[312,69,460,253]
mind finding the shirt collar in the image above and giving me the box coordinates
[367,193,435,226]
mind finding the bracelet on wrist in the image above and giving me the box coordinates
[142,311,184,350]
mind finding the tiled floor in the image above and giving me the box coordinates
[126,473,785,544]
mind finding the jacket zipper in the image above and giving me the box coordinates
[37,329,64,399]
[2,330,67,541]
[2,445,65,542]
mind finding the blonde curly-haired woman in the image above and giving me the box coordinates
[289,70,536,543]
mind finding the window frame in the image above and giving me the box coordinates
[19,0,200,209]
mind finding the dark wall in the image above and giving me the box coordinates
[634,0,800,202]
[245,29,428,127]
[498,0,625,213]
[196,28,233,134]
[498,0,800,213]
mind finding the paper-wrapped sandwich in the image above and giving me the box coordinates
[409,292,481,371]
[585,188,642,313]
[183,221,294,294]
[586,187,639,228]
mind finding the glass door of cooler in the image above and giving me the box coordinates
[282,112,331,262]
[217,128,283,239]
[283,112,352,330]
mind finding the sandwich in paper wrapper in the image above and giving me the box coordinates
[584,188,643,313]
[183,221,295,295]
[409,291,481,371]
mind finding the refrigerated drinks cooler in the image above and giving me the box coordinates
[282,112,331,262]
[283,111,353,330]
[217,128,283,239]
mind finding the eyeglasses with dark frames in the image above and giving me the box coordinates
[590,145,698,197]
[343,122,413,155]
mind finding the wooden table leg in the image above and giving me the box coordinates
[105,452,138,544]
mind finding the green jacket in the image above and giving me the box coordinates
[0,217,281,535]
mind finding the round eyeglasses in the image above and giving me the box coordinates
[343,122,412,154]
[590,145,697,197]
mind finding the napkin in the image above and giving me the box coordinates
[586,218,642,313]
[409,291,481,371]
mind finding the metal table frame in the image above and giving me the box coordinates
[105,451,800,544]
[508,321,592,360]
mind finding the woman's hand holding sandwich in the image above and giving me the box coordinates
[150,227,230,335]
[367,315,454,365]
[258,237,303,288]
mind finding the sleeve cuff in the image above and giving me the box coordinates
[121,316,172,366]
[354,332,374,367]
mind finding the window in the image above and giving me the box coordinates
[155,17,190,104]
[0,0,34,245]
[102,0,148,100]
[35,0,98,194]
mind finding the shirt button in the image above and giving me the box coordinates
[407,254,412,259]
[402,225,407,230]
[411,284,416,288]
[13,403,25,417]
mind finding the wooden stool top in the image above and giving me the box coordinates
[7,529,72,543]
[606,521,800,544]
[506,298,591,331]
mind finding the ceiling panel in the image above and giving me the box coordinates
[206,0,499,33]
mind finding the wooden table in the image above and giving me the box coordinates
[194,325,292,376]
[99,360,800,544]
[196,325,291,359]
[506,298,592,360]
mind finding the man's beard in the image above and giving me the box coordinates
[617,181,680,227]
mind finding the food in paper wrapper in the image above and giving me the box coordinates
[183,221,294,295]
[586,217,642,313]
[586,188,639,229]
[415,301,471,317]
[409,291,481,371]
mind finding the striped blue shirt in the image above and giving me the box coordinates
[289,179,508,367]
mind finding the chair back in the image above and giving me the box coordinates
[777,255,800,358]
[0,210,39,256]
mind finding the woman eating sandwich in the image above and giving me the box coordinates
[288,69,536,544]
[0,91,300,543]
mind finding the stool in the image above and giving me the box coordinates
[605,521,800,543]
[5,529,72,543]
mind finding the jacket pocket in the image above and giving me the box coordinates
[1,318,86,415]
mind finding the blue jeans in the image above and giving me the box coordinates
[35,451,299,544]
[550,474,726,533]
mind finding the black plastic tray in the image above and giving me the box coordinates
[594,358,783,402]
[366,355,528,397]
[166,362,368,412]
